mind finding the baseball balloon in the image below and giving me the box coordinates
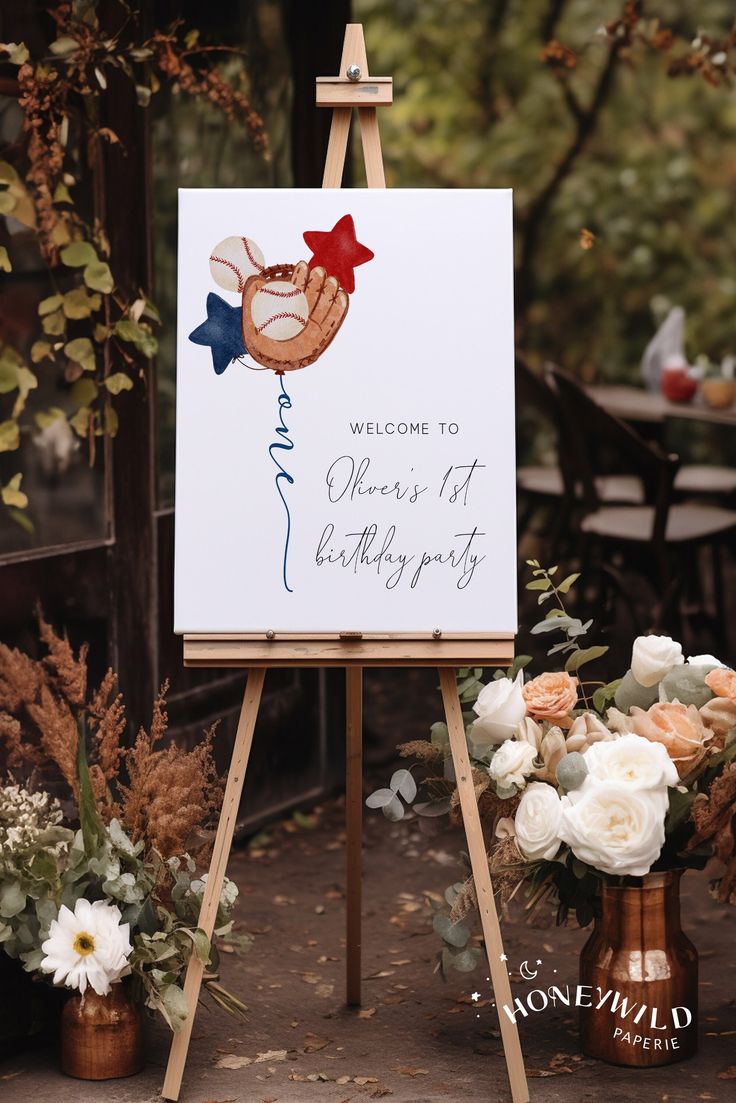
[209,236,265,293]
[250,281,309,342]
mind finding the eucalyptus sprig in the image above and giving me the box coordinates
[525,559,608,706]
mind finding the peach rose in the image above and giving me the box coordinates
[699,697,736,745]
[522,671,578,727]
[627,701,710,777]
[705,667,736,701]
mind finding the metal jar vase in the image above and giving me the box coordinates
[579,871,697,1067]
[60,983,143,1080]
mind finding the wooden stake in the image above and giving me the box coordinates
[345,666,363,1005]
[439,668,530,1103]
[162,669,266,1101]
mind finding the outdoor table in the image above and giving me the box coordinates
[587,383,736,428]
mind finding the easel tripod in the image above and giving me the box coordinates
[162,24,529,1103]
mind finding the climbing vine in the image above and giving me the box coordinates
[0,1,268,528]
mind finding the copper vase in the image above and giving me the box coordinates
[61,983,143,1079]
[579,871,697,1067]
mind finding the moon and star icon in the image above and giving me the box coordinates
[519,959,541,981]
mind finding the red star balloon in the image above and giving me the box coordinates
[303,214,374,294]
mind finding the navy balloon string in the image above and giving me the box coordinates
[269,373,295,593]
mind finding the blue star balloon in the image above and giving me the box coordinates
[189,293,246,375]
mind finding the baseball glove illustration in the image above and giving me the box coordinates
[242,261,349,373]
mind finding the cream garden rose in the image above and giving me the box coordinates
[514,782,563,861]
[488,739,537,790]
[584,732,678,791]
[630,634,684,687]
[470,670,526,748]
[559,778,668,876]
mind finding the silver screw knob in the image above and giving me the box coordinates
[432,628,442,639]
[346,63,362,82]
[266,629,275,640]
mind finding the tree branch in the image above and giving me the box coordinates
[516,32,624,320]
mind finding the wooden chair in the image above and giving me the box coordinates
[515,359,644,554]
[549,366,736,641]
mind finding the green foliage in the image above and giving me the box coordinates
[525,560,608,697]
[0,6,268,529]
[357,1,736,376]
[365,768,417,821]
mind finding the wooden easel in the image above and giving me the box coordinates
[162,25,529,1103]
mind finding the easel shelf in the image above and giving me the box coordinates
[183,634,515,668]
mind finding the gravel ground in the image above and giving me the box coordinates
[1,792,735,1103]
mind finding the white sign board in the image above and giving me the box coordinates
[175,189,516,636]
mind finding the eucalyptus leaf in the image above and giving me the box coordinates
[531,615,577,634]
[390,768,416,802]
[382,794,405,822]
[556,572,581,594]
[433,912,470,948]
[445,946,481,973]
[365,787,397,809]
[565,645,608,672]
[414,796,452,818]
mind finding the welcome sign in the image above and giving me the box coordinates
[174,189,516,636]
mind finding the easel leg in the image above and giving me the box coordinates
[162,668,266,1101]
[345,665,363,1006]
[438,668,529,1103]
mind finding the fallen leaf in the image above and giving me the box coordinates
[394,1066,428,1077]
[718,1068,736,1080]
[390,959,412,966]
[354,1076,379,1085]
[215,1050,287,1069]
[364,970,394,979]
[358,1008,376,1019]
[315,983,334,998]
[216,1055,252,1070]
[303,1033,331,1053]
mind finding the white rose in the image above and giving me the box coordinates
[687,654,724,668]
[583,733,678,790]
[559,778,668,877]
[488,739,537,790]
[630,634,684,688]
[470,670,526,749]
[514,782,563,861]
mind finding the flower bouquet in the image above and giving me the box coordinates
[367,564,736,1064]
[0,618,247,1075]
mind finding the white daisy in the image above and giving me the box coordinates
[40,898,132,996]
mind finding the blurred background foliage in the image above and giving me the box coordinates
[355,0,736,380]
[152,0,292,502]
